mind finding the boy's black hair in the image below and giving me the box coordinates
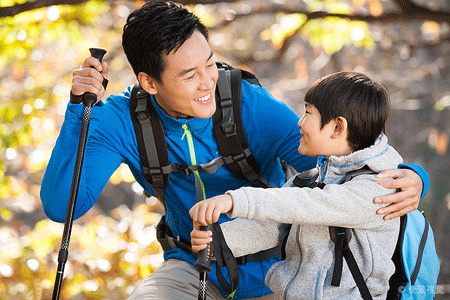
[122,1,209,82]
[305,71,389,151]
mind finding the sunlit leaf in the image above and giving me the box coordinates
[422,21,441,35]
[0,207,13,221]
[352,0,367,7]
[368,0,383,17]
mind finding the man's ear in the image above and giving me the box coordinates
[138,72,158,95]
[332,116,348,139]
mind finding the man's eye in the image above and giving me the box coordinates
[185,74,195,80]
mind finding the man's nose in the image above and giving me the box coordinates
[199,71,216,90]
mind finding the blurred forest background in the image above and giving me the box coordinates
[1,0,450,299]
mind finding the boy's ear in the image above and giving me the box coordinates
[332,117,348,139]
[138,72,158,95]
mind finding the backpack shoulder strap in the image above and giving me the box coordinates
[129,83,171,200]
[338,165,376,184]
[213,62,273,188]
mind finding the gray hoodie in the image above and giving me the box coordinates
[221,134,402,299]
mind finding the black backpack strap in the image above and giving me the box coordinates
[340,237,373,300]
[212,222,239,296]
[329,166,376,300]
[213,62,273,188]
[130,83,193,201]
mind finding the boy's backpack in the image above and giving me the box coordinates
[292,168,440,300]
[129,61,289,295]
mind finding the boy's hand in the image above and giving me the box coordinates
[190,225,212,252]
[189,194,233,226]
[374,169,421,220]
[71,56,109,104]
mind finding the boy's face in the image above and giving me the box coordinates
[150,30,219,119]
[298,103,337,157]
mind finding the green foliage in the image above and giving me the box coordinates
[303,0,375,54]
[0,0,112,202]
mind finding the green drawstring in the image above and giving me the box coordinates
[182,124,206,200]
[182,124,236,299]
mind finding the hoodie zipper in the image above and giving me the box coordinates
[318,156,329,182]
[182,124,206,200]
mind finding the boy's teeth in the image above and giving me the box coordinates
[195,94,211,102]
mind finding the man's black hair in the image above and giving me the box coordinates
[122,1,209,82]
[305,71,389,151]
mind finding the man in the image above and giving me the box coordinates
[40,2,428,299]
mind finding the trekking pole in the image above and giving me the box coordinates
[195,224,214,300]
[52,47,107,300]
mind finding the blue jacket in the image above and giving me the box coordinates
[40,80,429,299]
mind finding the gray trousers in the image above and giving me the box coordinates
[127,259,276,300]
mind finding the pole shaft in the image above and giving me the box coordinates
[52,105,93,300]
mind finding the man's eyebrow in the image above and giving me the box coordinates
[178,51,214,77]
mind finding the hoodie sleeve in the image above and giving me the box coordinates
[219,218,290,258]
[227,176,394,230]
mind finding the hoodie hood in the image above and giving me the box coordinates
[319,134,403,182]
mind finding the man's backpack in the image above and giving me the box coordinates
[129,62,288,295]
[130,62,275,201]
[292,168,440,300]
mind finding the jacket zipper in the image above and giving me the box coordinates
[282,225,302,299]
[319,156,329,181]
[182,124,206,200]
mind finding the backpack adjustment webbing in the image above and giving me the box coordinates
[133,85,168,198]
[213,64,273,188]
[217,68,235,135]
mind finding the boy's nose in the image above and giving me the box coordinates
[299,115,306,127]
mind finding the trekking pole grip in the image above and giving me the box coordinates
[195,224,213,274]
[71,47,107,106]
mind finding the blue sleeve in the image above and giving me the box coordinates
[398,163,429,199]
[40,87,139,222]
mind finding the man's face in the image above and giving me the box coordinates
[151,30,218,119]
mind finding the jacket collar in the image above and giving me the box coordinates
[150,94,213,133]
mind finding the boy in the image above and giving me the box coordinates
[190,72,401,299]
